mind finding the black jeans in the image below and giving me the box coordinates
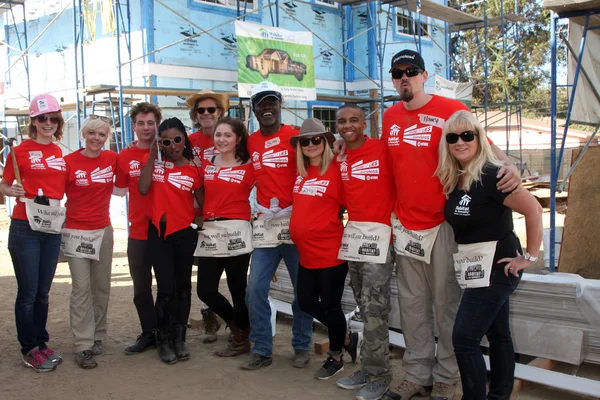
[197,253,251,330]
[297,262,348,355]
[127,233,156,334]
[147,222,197,330]
[452,270,522,400]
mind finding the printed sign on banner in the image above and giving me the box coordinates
[434,75,473,108]
[235,21,316,101]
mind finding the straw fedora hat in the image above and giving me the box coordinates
[185,89,230,111]
[290,118,336,148]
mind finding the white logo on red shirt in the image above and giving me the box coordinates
[91,166,114,183]
[152,162,165,182]
[403,124,433,147]
[218,168,246,184]
[204,166,218,181]
[349,160,380,181]
[29,151,44,170]
[340,162,349,180]
[299,178,330,197]
[387,125,401,146]
[75,170,89,186]
[129,160,141,177]
[454,194,472,216]
[192,146,202,160]
[167,172,194,191]
[262,149,288,168]
[265,137,280,149]
[203,147,219,159]
[252,152,261,170]
[46,155,66,171]
[293,176,304,193]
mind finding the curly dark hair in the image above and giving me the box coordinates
[158,117,194,161]
[215,117,250,163]
[130,102,162,124]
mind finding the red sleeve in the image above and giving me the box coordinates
[115,152,128,188]
[194,166,203,190]
[3,152,15,184]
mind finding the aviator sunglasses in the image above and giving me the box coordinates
[88,114,114,126]
[445,130,478,144]
[300,136,324,147]
[197,107,217,115]
[36,115,60,124]
[160,136,184,147]
[391,67,423,79]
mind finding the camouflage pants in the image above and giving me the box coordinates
[348,250,394,381]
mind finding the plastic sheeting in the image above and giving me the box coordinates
[568,22,600,124]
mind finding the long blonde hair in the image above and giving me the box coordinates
[296,138,333,178]
[436,110,503,196]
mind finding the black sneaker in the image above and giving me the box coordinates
[343,331,363,364]
[124,332,156,355]
[314,355,344,380]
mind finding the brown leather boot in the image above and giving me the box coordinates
[201,309,220,343]
[214,322,250,357]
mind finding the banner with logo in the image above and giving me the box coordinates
[235,21,316,101]
[434,75,473,108]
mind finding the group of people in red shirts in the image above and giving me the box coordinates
[2,48,543,400]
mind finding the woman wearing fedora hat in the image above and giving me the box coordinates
[289,118,349,380]
[185,89,230,343]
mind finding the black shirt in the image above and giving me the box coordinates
[444,164,522,270]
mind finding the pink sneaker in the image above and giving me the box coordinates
[22,347,56,373]
[40,347,63,365]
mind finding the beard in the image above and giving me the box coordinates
[400,87,414,102]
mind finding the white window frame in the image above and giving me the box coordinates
[396,8,430,38]
[314,0,339,9]
[192,0,258,12]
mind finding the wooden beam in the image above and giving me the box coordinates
[513,358,560,394]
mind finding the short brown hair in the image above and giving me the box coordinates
[27,112,65,142]
[130,102,162,124]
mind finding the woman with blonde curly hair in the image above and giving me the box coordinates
[436,110,542,400]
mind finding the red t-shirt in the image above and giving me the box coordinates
[115,146,151,240]
[381,95,469,230]
[202,160,255,221]
[247,124,298,209]
[142,155,202,238]
[189,130,219,163]
[290,164,346,269]
[336,137,395,226]
[64,149,118,230]
[2,140,67,221]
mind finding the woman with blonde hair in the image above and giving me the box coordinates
[436,110,543,400]
[63,115,118,369]
[289,118,349,380]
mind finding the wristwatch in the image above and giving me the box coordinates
[524,252,538,263]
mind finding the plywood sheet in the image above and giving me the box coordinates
[559,147,600,278]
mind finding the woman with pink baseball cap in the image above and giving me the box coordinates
[0,94,68,373]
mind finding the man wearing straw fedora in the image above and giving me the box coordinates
[185,89,230,343]
[241,81,314,371]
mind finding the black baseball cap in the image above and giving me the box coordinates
[389,49,425,72]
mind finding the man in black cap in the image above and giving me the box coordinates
[381,49,521,400]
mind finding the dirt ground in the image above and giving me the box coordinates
[0,208,597,400]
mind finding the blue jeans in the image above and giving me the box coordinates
[246,244,313,357]
[8,219,62,355]
[452,270,522,400]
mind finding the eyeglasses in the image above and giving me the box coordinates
[299,136,324,147]
[160,136,184,147]
[88,114,113,126]
[36,115,60,124]
[391,68,423,79]
[197,107,217,115]
[445,130,478,144]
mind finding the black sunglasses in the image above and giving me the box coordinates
[445,130,478,144]
[197,107,217,115]
[391,67,423,79]
[300,136,324,147]
[161,136,184,147]
[36,115,60,124]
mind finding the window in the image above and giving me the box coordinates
[192,0,257,12]
[313,107,338,135]
[396,8,429,37]
[314,0,338,8]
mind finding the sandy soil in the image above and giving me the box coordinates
[0,208,597,400]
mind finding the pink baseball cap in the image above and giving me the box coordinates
[29,94,61,118]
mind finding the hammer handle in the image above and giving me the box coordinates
[10,148,21,184]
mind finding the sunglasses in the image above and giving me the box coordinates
[445,130,478,144]
[36,115,60,124]
[391,67,423,79]
[160,136,184,147]
[88,114,113,126]
[197,107,217,115]
[300,136,324,147]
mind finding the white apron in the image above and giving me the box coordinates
[61,228,106,261]
[391,216,441,264]
[338,221,391,264]
[251,217,293,248]
[25,199,66,234]
[453,241,498,289]
[194,220,253,257]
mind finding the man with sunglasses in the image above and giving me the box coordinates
[241,81,313,371]
[115,102,162,355]
[382,50,521,400]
